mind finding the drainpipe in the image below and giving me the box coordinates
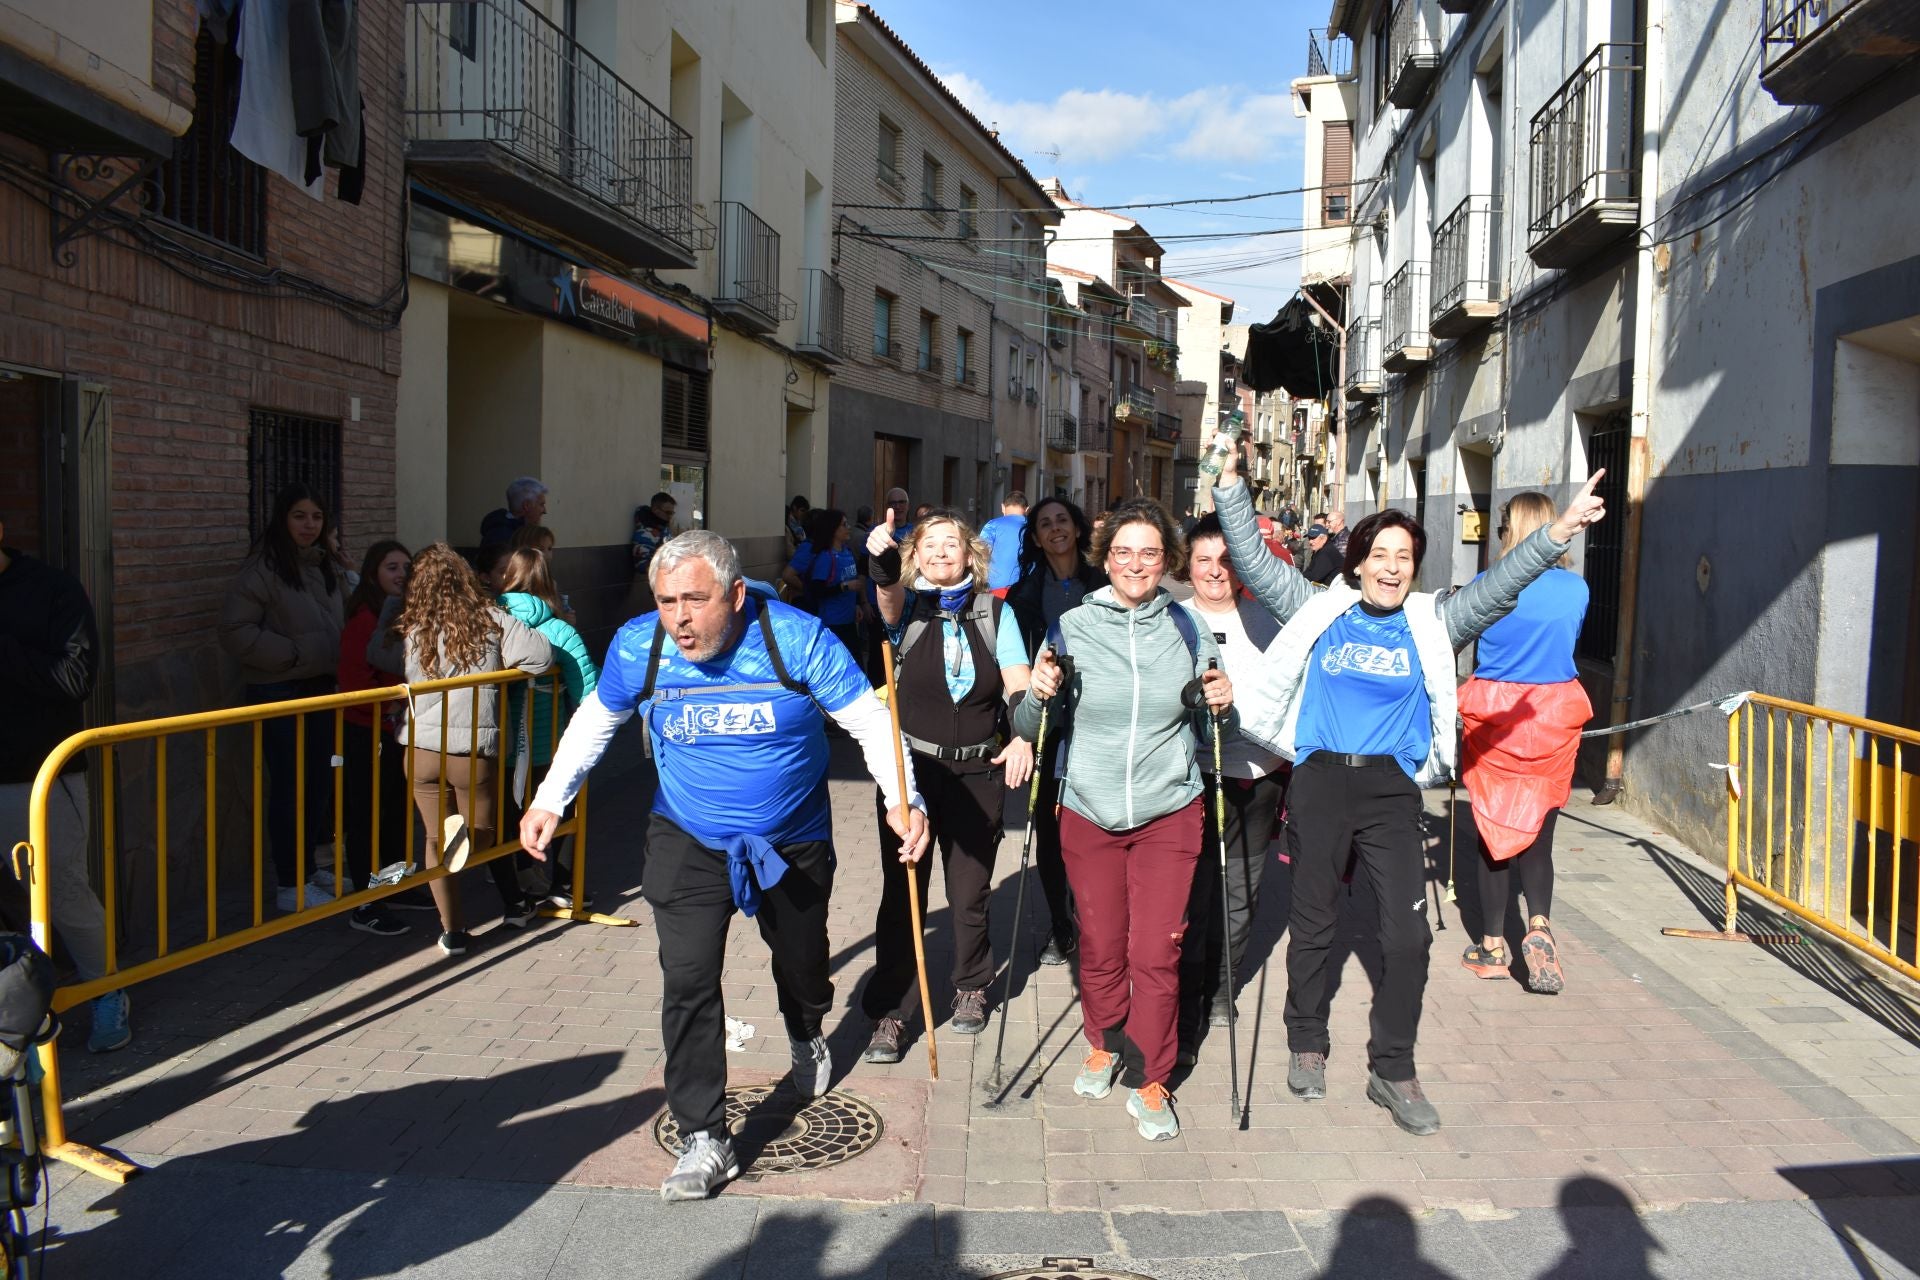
[1298,282,1348,513]
[1596,0,1664,805]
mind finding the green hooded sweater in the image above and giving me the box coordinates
[498,592,599,767]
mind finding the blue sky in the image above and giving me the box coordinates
[862,0,1327,320]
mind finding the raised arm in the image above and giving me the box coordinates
[864,507,907,626]
[1441,470,1609,648]
[1212,444,1313,625]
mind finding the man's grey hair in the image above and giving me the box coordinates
[649,529,742,596]
[506,476,547,511]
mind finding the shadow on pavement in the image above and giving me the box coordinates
[43,1054,654,1279]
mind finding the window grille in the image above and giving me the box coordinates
[663,366,711,455]
[158,28,267,256]
[248,410,340,542]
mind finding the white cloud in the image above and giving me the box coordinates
[936,71,1302,172]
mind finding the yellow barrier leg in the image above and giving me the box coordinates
[535,784,636,928]
[36,1033,138,1183]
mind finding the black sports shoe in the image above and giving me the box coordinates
[349,904,409,937]
[501,895,541,929]
[1367,1072,1441,1136]
[1037,933,1077,966]
[436,930,472,957]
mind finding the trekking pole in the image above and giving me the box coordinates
[1207,659,1243,1125]
[987,702,1047,1097]
[880,639,938,1081]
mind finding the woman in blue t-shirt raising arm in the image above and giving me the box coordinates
[1209,445,1606,1137]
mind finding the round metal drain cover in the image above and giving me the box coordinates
[653,1085,883,1178]
[984,1265,1156,1280]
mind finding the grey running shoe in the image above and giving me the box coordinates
[1126,1083,1179,1141]
[863,1016,905,1064]
[790,1035,832,1097]
[951,988,989,1035]
[660,1130,739,1201]
[1073,1047,1118,1099]
[1287,1051,1327,1100]
[1367,1071,1442,1136]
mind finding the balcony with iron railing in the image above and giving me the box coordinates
[796,269,844,364]
[1345,315,1382,400]
[1047,412,1080,453]
[1386,0,1440,109]
[1382,262,1432,371]
[1760,0,1920,104]
[1114,386,1157,422]
[403,0,697,272]
[1149,411,1184,445]
[1431,196,1504,338]
[713,201,792,333]
[1305,27,1355,78]
[1528,44,1641,269]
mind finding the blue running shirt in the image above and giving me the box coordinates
[1294,604,1431,779]
[596,598,871,848]
[1473,567,1588,685]
[980,514,1027,590]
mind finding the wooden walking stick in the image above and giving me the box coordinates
[881,639,938,1080]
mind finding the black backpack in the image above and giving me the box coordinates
[0,935,55,1052]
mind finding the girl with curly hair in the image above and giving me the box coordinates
[367,543,554,955]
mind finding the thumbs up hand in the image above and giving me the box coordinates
[866,507,899,559]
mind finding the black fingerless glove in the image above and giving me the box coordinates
[868,544,902,587]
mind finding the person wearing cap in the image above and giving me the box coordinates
[1302,524,1341,585]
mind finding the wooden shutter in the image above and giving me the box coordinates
[1323,123,1353,222]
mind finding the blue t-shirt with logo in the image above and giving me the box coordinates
[980,514,1027,590]
[596,598,871,846]
[1473,567,1588,685]
[789,543,860,627]
[1294,604,1430,779]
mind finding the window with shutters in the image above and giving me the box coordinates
[1322,122,1353,223]
[157,28,267,257]
[661,366,711,457]
[248,410,340,543]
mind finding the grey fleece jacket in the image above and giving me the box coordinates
[366,596,554,757]
[1211,482,1574,648]
[1009,585,1231,833]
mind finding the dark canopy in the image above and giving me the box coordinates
[1239,282,1346,400]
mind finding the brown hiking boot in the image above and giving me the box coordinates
[951,988,989,1035]
[863,1016,905,1064]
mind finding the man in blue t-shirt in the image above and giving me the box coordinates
[979,492,1029,595]
[523,531,928,1202]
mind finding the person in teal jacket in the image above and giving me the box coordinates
[497,548,599,907]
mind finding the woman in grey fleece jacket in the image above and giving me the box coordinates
[1014,500,1233,1144]
[1211,445,1606,1139]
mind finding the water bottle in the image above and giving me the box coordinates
[1197,416,1245,481]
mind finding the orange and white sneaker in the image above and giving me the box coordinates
[1126,1082,1179,1141]
[1073,1047,1117,1099]
[1460,943,1510,980]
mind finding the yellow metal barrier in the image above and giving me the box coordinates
[8,669,632,1184]
[1676,692,1920,983]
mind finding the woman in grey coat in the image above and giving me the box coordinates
[367,543,553,956]
[1211,445,1606,1137]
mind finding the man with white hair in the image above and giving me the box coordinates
[521,531,930,1202]
[480,476,548,546]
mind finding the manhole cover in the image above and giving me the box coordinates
[653,1085,883,1178]
[984,1264,1156,1280]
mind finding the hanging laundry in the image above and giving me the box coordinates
[231,0,327,200]
[289,0,364,185]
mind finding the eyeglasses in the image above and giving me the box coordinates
[1109,547,1165,566]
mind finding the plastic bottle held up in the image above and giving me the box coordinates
[1197,414,1245,481]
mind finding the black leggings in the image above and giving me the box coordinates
[1475,808,1559,939]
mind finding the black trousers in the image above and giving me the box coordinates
[645,813,836,1134]
[1476,808,1560,937]
[1032,763,1077,944]
[340,720,411,892]
[1179,770,1287,1038]
[863,756,1002,1021]
[1283,756,1431,1082]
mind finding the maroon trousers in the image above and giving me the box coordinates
[1059,798,1204,1087]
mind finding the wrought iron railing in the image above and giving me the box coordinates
[1389,0,1438,88]
[1306,27,1355,78]
[1529,43,1642,243]
[1432,196,1504,318]
[797,269,844,359]
[1125,294,1160,334]
[1762,0,1835,66]
[1116,387,1156,419]
[1345,315,1381,389]
[1151,411,1184,444]
[1384,262,1431,357]
[715,200,787,327]
[404,0,695,255]
[1048,412,1079,453]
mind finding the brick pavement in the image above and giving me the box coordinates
[45,727,1920,1241]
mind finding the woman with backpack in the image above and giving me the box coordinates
[1016,499,1234,1143]
[218,483,346,914]
[1209,445,1605,1137]
[858,506,1033,1064]
[781,508,861,656]
[496,548,600,911]
[366,544,554,956]
[1003,496,1107,966]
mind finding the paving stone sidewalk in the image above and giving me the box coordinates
[36,725,1920,1276]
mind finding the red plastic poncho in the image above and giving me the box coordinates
[1458,676,1593,862]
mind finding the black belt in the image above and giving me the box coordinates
[1315,752,1398,768]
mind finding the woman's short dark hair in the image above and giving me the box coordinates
[1341,508,1428,587]
[802,507,846,550]
[1177,513,1226,583]
[1017,495,1093,579]
[1091,498,1186,577]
